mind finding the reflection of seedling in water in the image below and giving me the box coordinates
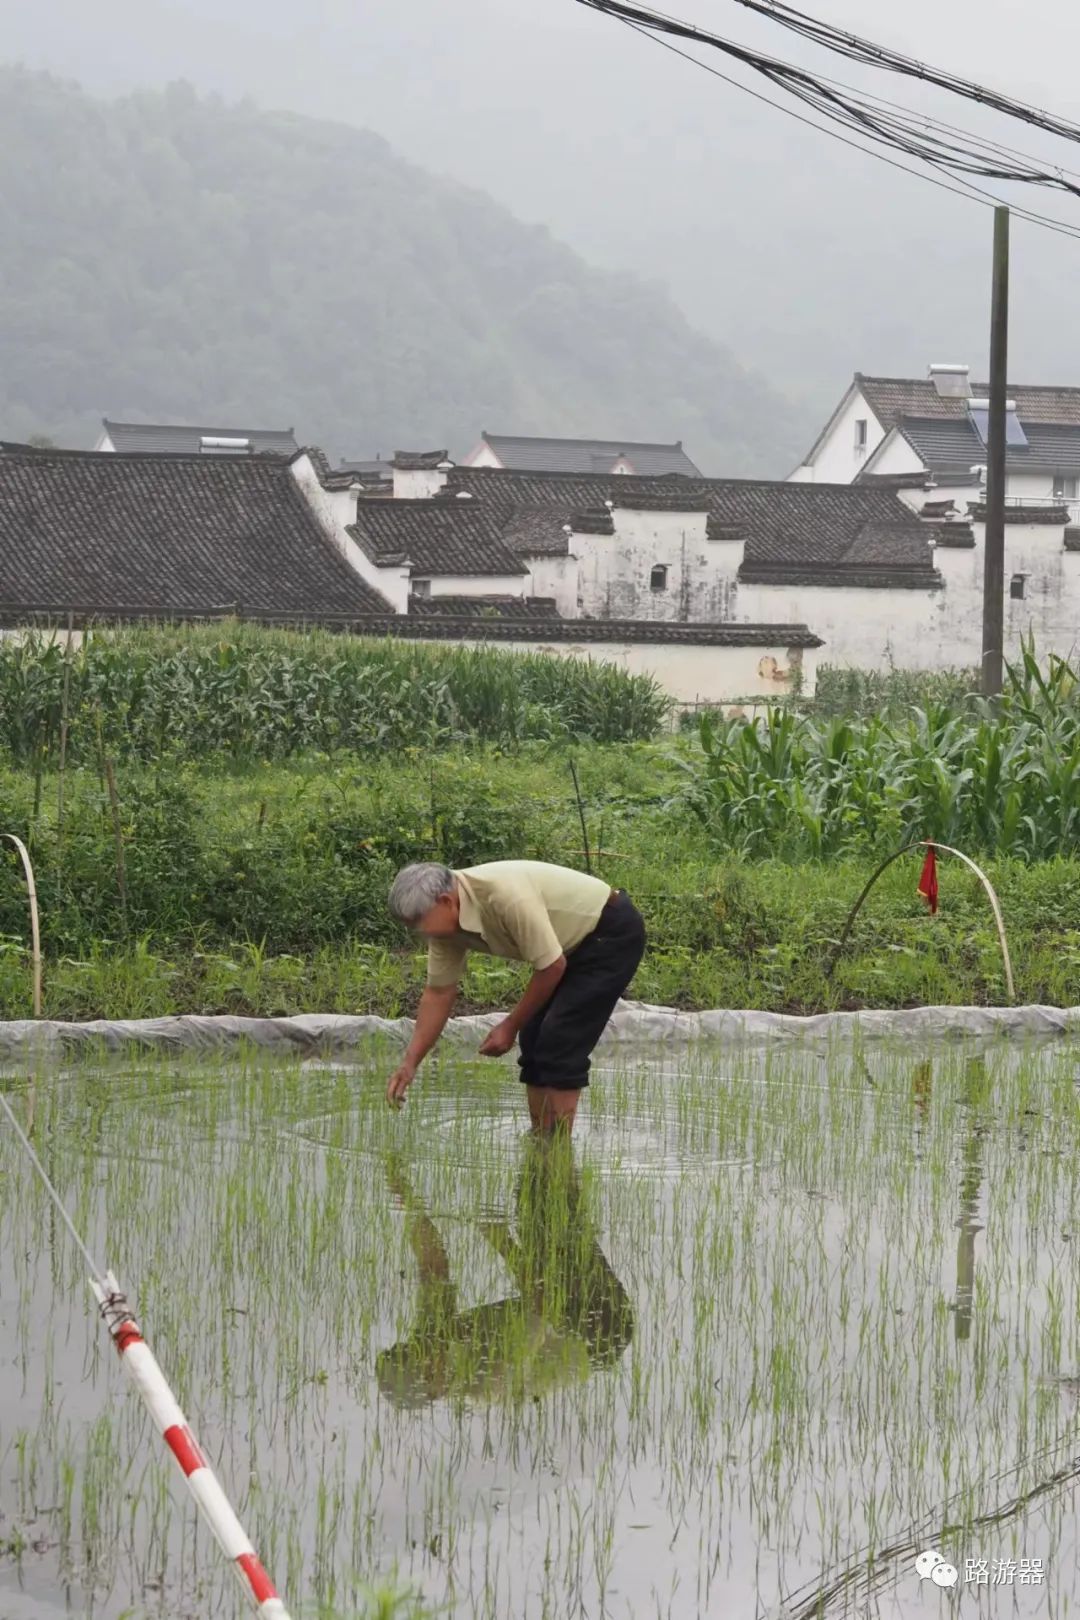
[4,1042,1080,1616]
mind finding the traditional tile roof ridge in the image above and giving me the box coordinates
[853,468,934,490]
[393,449,451,470]
[290,445,359,489]
[444,464,933,576]
[101,418,299,455]
[857,374,1080,427]
[0,442,393,618]
[340,457,393,483]
[930,524,976,548]
[358,614,823,647]
[738,562,942,589]
[407,596,560,618]
[966,502,1071,524]
[348,499,528,576]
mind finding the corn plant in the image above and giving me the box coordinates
[681,647,1080,861]
[0,624,669,762]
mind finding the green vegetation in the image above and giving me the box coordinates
[0,737,1077,1020]
[685,647,1080,859]
[0,624,667,763]
[0,67,796,471]
[0,632,1077,1019]
[3,1045,1078,1614]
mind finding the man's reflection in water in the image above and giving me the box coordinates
[377,1138,633,1408]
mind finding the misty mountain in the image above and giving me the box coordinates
[0,67,801,474]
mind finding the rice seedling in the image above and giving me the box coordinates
[2,1032,1080,1616]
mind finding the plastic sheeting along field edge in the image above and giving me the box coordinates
[0,1001,1079,1062]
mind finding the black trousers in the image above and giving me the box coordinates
[516,890,647,1092]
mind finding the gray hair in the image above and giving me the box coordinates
[388,862,455,925]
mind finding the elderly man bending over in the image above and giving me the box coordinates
[386,860,646,1133]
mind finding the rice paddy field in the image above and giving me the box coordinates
[3,1034,1080,1619]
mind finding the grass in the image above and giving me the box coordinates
[0,640,1078,1019]
[0,735,1079,1016]
[2,1041,1079,1616]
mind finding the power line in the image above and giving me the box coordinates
[575,0,1080,242]
[597,0,1080,148]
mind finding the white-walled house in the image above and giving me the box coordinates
[0,440,823,707]
[791,365,1080,525]
[95,418,299,456]
[462,432,703,477]
[437,463,1080,673]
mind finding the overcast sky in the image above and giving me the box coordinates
[4,0,1080,421]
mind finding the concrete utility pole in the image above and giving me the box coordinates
[981,206,1010,697]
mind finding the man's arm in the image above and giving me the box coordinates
[387,982,458,1105]
[478,957,566,1057]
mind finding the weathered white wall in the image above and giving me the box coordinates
[520,555,578,617]
[396,634,818,703]
[739,519,1080,671]
[392,466,449,499]
[424,573,526,599]
[573,509,742,621]
[933,522,1080,664]
[790,387,886,484]
[736,578,939,670]
[290,454,409,613]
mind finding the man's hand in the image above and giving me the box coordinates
[386,1060,417,1108]
[478,1020,518,1058]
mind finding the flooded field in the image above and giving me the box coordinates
[2,1037,1080,1618]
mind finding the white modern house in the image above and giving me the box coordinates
[790,365,1080,524]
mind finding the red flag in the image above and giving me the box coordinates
[917,845,939,914]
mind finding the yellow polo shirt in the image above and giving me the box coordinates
[425,860,612,989]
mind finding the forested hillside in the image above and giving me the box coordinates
[0,67,798,473]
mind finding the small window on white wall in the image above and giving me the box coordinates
[650,564,668,592]
[1053,474,1078,500]
[411,578,432,598]
[1010,573,1027,600]
[854,419,868,453]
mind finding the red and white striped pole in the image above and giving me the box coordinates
[91,1271,292,1619]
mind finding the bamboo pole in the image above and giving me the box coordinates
[2,833,42,1016]
[826,839,1015,1003]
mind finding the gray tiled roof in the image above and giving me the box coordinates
[897,416,1080,478]
[498,505,582,555]
[0,444,392,618]
[859,376,1080,427]
[393,450,450,470]
[477,433,702,477]
[967,502,1070,525]
[443,466,935,579]
[340,457,392,482]
[100,419,299,456]
[408,595,560,618]
[362,615,823,647]
[348,501,528,577]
